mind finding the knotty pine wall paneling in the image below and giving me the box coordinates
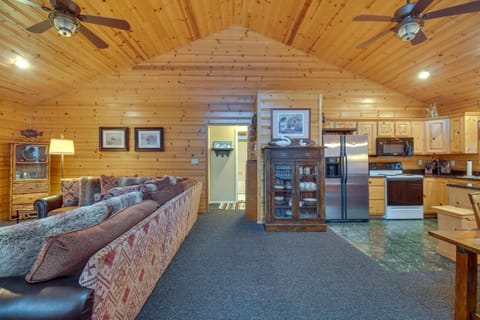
[30,26,428,215]
[0,102,34,220]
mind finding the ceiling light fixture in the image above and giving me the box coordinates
[396,19,421,41]
[13,57,30,69]
[418,71,431,80]
[50,12,79,37]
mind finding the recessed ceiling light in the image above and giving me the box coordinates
[362,98,375,104]
[14,57,30,69]
[418,71,430,79]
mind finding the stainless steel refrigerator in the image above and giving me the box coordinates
[323,134,369,221]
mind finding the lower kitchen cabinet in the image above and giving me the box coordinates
[423,177,449,216]
[368,177,385,217]
[263,146,326,232]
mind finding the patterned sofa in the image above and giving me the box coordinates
[0,178,202,320]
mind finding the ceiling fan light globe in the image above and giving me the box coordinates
[57,28,72,37]
[397,21,421,41]
[52,13,78,37]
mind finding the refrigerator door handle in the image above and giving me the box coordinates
[343,155,348,183]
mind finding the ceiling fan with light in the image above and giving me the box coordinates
[13,0,131,49]
[353,0,480,48]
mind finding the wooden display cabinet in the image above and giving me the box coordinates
[10,143,50,220]
[263,146,326,232]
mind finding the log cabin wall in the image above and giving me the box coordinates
[28,26,427,215]
[440,101,480,117]
[0,102,33,220]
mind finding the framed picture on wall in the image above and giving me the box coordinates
[271,108,311,140]
[99,127,129,151]
[134,127,164,151]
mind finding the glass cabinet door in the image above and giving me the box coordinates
[14,144,48,180]
[272,163,293,220]
[298,163,318,219]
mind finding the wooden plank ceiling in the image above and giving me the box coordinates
[0,0,479,110]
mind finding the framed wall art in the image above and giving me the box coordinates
[271,108,311,140]
[99,127,129,151]
[134,127,164,151]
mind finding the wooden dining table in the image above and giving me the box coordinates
[428,230,480,320]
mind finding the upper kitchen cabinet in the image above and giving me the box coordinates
[410,121,425,155]
[394,121,411,137]
[334,121,357,128]
[377,121,411,137]
[377,121,395,137]
[449,115,478,154]
[357,122,377,155]
[425,119,450,154]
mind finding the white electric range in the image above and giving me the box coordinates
[369,162,424,219]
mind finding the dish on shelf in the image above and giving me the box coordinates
[274,185,285,189]
[21,147,38,161]
[303,198,317,206]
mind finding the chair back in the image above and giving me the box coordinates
[468,191,480,228]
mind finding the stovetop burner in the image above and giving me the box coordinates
[369,162,403,176]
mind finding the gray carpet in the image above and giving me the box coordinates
[137,211,455,320]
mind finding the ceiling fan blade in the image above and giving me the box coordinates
[26,19,52,33]
[423,1,480,19]
[353,14,394,22]
[356,27,395,49]
[51,0,80,15]
[13,0,50,12]
[79,15,131,31]
[410,0,433,16]
[78,24,108,48]
[411,29,427,45]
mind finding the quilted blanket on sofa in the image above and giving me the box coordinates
[79,181,202,319]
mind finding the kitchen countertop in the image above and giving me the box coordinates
[446,182,480,190]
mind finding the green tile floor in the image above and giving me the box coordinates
[328,218,455,272]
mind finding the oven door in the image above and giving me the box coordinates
[386,176,423,206]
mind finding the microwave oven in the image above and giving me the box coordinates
[376,137,414,157]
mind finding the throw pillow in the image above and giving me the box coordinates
[117,176,152,187]
[99,191,145,219]
[101,184,146,201]
[145,184,183,206]
[26,200,160,283]
[144,176,171,192]
[0,204,109,277]
[78,176,101,206]
[100,174,119,194]
[61,178,80,207]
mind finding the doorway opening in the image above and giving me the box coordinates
[208,125,248,209]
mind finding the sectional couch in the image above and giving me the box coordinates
[0,176,202,320]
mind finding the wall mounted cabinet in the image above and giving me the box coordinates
[357,122,377,155]
[10,143,50,220]
[394,121,412,137]
[377,121,395,137]
[410,121,425,155]
[424,119,450,154]
[449,115,478,154]
[264,146,326,231]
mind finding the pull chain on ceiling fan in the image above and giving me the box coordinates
[353,0,480,48]
[14,0,131,48]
